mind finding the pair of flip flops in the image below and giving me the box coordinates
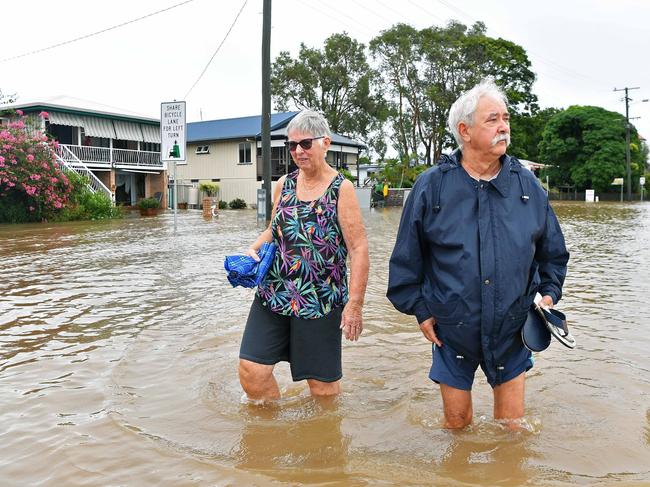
[521,304,576,352]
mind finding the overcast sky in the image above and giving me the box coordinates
[3,0,649,144]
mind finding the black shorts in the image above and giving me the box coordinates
[239,295,343,382]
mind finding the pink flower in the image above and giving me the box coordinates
[28,206,35,212]
[0,156,4,164]
[16,109,24,116]
[39,111,49,119]
[30,173,41,180]
[50,177,58,183]
[54,200,62,208]
[27,154,35,162]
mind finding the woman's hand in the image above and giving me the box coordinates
[246,247,260,262]
[340,301,363,341]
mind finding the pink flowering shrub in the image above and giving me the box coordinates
[0,112,73,222]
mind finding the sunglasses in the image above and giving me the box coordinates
[284,136,325,152]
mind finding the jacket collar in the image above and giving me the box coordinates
[448,149,514,198]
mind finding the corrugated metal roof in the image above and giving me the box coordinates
[188,111,366,149]
[187,112,297,142]
[269,127,366,149]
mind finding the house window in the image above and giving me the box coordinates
[239,142,252,164]
[195,145,210,154]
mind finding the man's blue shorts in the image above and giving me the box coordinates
[429,341,534,390]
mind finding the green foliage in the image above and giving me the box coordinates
[509,108,561,161]
[229,198,247,209]
[272,32,388,153]
[377,157,428,188]
[218,200,228,209]
[538,105,644,193]
[58,190,122,221]
[370,21,537,164]
[137,197,160,209]
[198,182,219,197]
[0,191,29,223]
[340,169,356,183]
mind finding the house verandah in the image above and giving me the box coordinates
[1,97,167,207]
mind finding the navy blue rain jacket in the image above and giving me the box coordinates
[387,150,569,369]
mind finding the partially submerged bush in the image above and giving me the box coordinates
[229,198,247,209]
[137,197,160,209]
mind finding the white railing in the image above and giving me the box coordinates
[60,144,163,168]
[113,148,162,167]
[55,145,114,202]
[63,145,111,164]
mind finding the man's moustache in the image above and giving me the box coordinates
[491,134,510,146]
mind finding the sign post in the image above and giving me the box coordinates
[641,176,646,202]
[161,101,187,233]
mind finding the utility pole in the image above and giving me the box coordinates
[261,0,272,221]
[614,86,639,201]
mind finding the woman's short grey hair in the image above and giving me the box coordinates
[286,110,331,141]
[447,78,508,148]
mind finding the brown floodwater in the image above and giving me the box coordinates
[1,202,649,486]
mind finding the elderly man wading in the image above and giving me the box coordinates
[387,79,569,428]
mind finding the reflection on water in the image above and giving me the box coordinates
[1,203,650,486]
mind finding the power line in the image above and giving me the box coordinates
[183,0,248,99]
[0,0,197,63]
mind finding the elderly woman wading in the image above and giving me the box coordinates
[238,110,369,399]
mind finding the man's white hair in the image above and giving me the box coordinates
[286,110,331,142]
[447,78,508,148]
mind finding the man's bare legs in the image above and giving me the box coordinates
[439,372,525,429]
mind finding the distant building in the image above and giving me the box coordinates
[1,96,166,207]
[174,112,366,205]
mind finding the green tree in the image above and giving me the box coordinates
[538,105,644,193]
[271,32,388,151]
[509,107,561,161]
[370,21,537,165]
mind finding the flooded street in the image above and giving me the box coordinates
[1,202,649,486]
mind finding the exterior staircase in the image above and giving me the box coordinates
[55,145,114,203]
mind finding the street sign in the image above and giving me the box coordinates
[161,101,186,163]
[641,177,646,186]
[611,178,624,186]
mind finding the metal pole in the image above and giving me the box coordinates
[625,117,632,201]
[262,0,272,222]
[173,161,177,233]
[620,182,623,202]
[614,86,639,201]
[356,148,360,187]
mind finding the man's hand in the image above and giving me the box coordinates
[540,295,554,309]
[419,317,442,347]
[340,302,363,341]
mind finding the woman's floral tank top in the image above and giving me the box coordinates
[257,169,349,319]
